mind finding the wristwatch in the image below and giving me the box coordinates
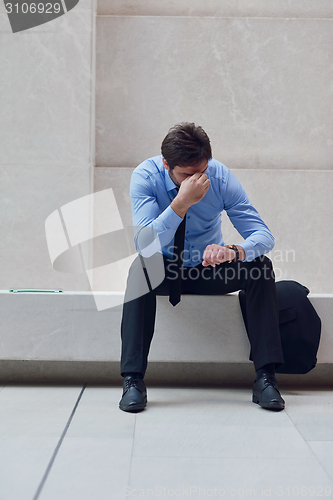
[226,244,239,263]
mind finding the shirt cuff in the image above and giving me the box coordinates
[237,241,258,262]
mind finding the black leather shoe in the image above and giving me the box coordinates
[119,376,147,413]
[252,373,285,411]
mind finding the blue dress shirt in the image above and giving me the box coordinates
[130,155,274,266]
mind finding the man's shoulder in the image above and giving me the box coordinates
[132,155,164,180]
[208,158,230,182]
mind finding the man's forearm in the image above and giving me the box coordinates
[170,197,191,219]
[133,204,183,252]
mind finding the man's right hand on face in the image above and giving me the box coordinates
[171,172,210,218]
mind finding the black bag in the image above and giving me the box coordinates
[238,280,321,374]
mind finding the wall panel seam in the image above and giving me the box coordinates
[96,15,333,21]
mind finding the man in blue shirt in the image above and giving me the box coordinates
[119,122,285,413]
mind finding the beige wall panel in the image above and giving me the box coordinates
[96,16,333,169]
[0,0,95,289]
[0,164,93,291]
[0,0,94,166]
[94,167,133,226]
[221,169,333,293]
[95,167,333,293]
[93,167,134,292]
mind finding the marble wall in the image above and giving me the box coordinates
[95,0,333,293]
[0,0,96,291]
[1,0,332,294]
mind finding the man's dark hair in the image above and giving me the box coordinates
[161,122,212,170]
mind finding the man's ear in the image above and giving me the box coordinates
[162,157,170,171]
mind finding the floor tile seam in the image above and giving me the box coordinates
[126,414,138,490]
[305,440,333,483]
[284,407,332,480]
[304,446,333,484]
[31,384,87,500]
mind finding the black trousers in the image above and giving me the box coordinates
[120,253,284,377]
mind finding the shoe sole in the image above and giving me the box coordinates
[119,394,147,413]
[252,394,285,411]
[119,402,146,413]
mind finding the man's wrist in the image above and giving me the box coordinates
[236,245,246,261]
[170,197,191,219]
[226,244,246,262]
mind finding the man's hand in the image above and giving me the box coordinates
[171,172,210,218]
[202,244,245,267]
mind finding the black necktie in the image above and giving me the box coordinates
[169,190,186,306]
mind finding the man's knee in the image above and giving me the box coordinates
[124,256,149,300]
[253,254,272,266]
[247,255,275,282]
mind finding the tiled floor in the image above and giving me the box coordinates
[0,385,333,500]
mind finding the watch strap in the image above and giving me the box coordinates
[226,244,239,263]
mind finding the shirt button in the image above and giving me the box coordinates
[186,231,189,234]
[191,245,194,248]
[188,216,190,219]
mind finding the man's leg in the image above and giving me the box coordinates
[119,288,154,412]
[119,254,170,412]
[180,256,285,410]
[120,279,157,378]
[235,256,283,372]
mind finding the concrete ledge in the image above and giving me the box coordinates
[1,290,332,385]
